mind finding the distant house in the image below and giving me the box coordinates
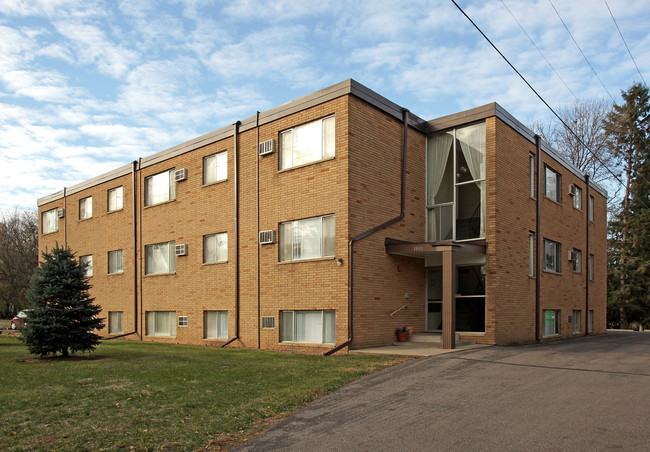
[37,79,607,353]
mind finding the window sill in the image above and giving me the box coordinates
[543,334,560,338]
[203,338,228,341]
[543,196,562,206]
[145,335,177,338]
[279,341,335,347]
[144,199,176,209]
[107,208,124,215]
[542,269,561,276]
[108,272,124,276]
[279,256,335,265]
[278,156,336,173]
[79,217,93,222]
[202,179,228,188]
[202,260,228,266]
[144,272,176,277]
[41,230,59,236]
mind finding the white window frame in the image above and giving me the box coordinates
[145,241,176,275]
[144,169,175,207]
[145,311,177,337]
[79,254,93,277]
[204,311,228,339]
[529,153,535,199]
[108,311,124,335]
[79,196,92,220]
[589,195,595,222]
[573,310,582,334]
[178,316,188,327]
[203,151,228,185]
[543,239,561,273]
[203,232,228,264]
[571,185,582,210]
[280,115,335,170]
[280,310,335,344]
[544,165,561,202]
[279,215,335,262]
[108,186,123,212]
[108,250,123,274]
[572,249,582,274]
[42,208,58,234]
[543,309,560,337]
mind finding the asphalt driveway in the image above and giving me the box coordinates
[237,331,650,451]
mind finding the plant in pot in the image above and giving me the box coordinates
[395,327,409,342]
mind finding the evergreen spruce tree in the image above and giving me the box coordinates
[22,245,104,357]
[605,83,650,328]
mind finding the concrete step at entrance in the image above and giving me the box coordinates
[398,332,476,347]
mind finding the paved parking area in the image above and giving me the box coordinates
[237,331,650,451]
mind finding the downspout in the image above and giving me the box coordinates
[324,108,409,356]
[132,160,139,337]
[138,157,144,340]
[585,174,590,335]
[256,112,261,349]
[222,121,241,348]
[535,136,542,342]
[63,187,67,247]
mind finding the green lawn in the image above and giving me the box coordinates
[0,336,405,451]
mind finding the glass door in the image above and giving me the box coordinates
[426,268,443,332]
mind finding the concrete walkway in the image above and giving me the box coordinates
[351,341,490,357]
[237,331,650,451]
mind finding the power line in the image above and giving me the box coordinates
[547,0,616,103]
[499,0,578,101]
[448,0,650,211]
[604,0,647,86]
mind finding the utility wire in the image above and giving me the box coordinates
[448,0,650,210]
[604,0,647,86]
[500,0,578,101]
[547,0,616,103]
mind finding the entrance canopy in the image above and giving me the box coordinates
[384,238,486,258]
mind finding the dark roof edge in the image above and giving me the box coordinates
[426,103,608,198]
[38,79,426,206]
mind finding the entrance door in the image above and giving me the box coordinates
[426,268,443,331]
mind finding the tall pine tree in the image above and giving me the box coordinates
[22,246,104,357]
[605,83,650,328]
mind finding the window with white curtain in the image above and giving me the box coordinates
[203,151,228,185]
[144,169,175,206]
[279,215,335,262]
[146,311,176,336]
[108,186,123,212]
[589,195,595,222]
[79,197,92,220]
[544,166,561,202]
[108,250,123,274]
[203,232,228,263]
[529,232,535,277]
[572,185,582,209]
[573,310,582,334]
[145,241,176,275]
[529,153,535,199]
[280,310,335,344]
[79,254,93,277]
[280,116,335,170]
[572,249,582,273]
[543,239,560,273]
[204,311,228,339]
[108,311,124,334]
[42,208,58,234]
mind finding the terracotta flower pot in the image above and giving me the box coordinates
[397,332,409,342]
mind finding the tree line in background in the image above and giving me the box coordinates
[532,82,650,329]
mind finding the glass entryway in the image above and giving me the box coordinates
[426,268,442,331]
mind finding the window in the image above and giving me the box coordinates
[573,310,582,334]
[146,311,177,337]
[42,208,58,234]
[204,311,228,339]
[280,116,335,170]
[108,250,123,274]
[543,239,561,273]
[79,197,92,220]
[178,316,188,327]
[79,254,93,277]
[529,153,535,198]
[144,169,175,206]
[572,249,582,273]
[571,185,582,209]
[544,166,561,202]
[280,215,335,262]
[145,241,176,275]
[203,232,228,263]
[589,195,594,222]
[108,311,124,335]
[588,310,594,333]
[280,310,335,344]
[529,232,535,277]
[589,254,594,281]
[203,151,227,185]
[108,186,123,212]
[543,310,560,336]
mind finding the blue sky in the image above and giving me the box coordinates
[1,0,648,212]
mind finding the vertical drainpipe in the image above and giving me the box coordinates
[63,187,67,247]
[132,161,139,336]
[324,108,409,356]
[256,112,261,349]
[535,136,542,342]
[222,122,241,347]
[138,158,144,340]
[585,174,590,335]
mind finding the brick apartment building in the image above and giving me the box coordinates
[37,79,607,353]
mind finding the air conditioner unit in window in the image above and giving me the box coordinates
[261,316,276,329]
[258,139,275,156]
[259,230,275,245]
[569,184,577,196]
[57,208,65,218]
[174,168,188,182]
[175,243,188,256]
[568,250,576,261]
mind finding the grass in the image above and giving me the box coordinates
[0,319,10,329]
[0,336,406,451]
